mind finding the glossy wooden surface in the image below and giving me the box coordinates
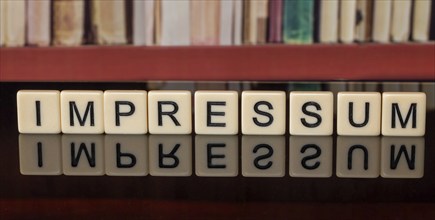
[1,82,434,219]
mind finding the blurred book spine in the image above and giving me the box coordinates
[283,0,314,44]
[53,0,84,46]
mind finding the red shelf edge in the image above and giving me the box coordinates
[1,44,434,82]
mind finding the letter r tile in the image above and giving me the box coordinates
[148,91,192,134]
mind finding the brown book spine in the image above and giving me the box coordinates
[268,0,283,43]
[53,0,84,46]
[27,0,51,46]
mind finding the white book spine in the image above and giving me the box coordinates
[412,0,432,42]
[233,0,243,45]
[144,0,155,45]
[340,0,356,43]
[27,0,51,46]
[0,0,6,46]
[133,0,146,45]
[320,0,339,43]
[133,0,155,46]
[372,0,392,43]
[354,0,370,42]
[391,0,412,42]
[161,0,190,46]
[248,0,258,44]
[3,0,26,47]
[220,0,234,46]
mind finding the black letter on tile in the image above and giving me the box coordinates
[392,103,417,128]
[158,143,180,168]
[253,101,274,127]
[71,143,96,167]
[116,143,137,168]
[115,101,136,126]
[158,101,181,126]
[349,102,370,127]
[347,145,368,170]
[390,145,415,170]
[35,101,41,126]
[301,144,321,170]
[37,142,43,167]
[69,101,95,126]
[253,144,273,169]
[207,102,226,127]
[301,102,322,128]
[207,143,226,168]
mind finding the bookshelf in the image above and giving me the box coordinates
[1,44,434,82]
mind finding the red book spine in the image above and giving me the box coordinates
[268,0,283,43]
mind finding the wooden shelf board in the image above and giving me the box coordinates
[1,44,434,81]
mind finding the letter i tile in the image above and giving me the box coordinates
[17,90,61,134]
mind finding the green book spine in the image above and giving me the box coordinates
[283,0,314,44]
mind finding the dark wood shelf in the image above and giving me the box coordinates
[1,44,434,82]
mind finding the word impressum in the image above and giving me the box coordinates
[17,90,426,136]
[19,134,424,178]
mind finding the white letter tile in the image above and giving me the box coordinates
[242,91,286,135]
[289,92,333,135]
[148,91,192,134]
[104,90,147,134]
[61,91,104,134]
[194,91,238,135]
[382,92,426,136]
[337,92,381,136]
[17,90,61,134]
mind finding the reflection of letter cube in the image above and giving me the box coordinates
[242,91,286,135]
[336,137,380,178]
[195,135,238,177]
[17,90,61,134]
[148,135,192,176]
[195,91,238,135]
[148,91,192,134]
[105,135,148,176]
[381,137,424,178]
[62,135,105,176]
[289,136,333,177]
[337,92,381,136]
[382,92,426,136]
[104,90,147,134]
[61,91,104,134]
[19,135,62,175]
[289,92,333,135]
[242,136,285,177]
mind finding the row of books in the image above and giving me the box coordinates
[1,0,434,47]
